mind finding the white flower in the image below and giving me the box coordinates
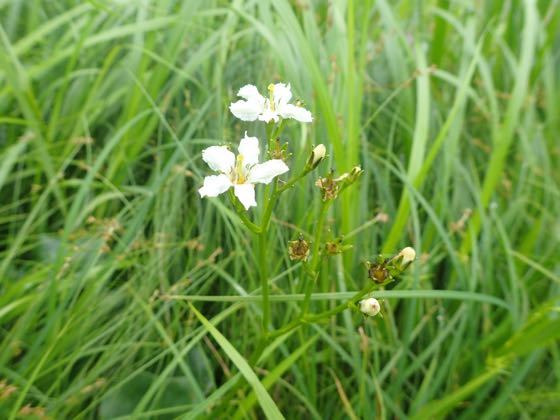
[359,298,381,317]
[398,247,416,264]
[229,83,313,123]
[198,133,289,210]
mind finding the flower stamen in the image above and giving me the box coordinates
[267,83,276,111]
[235,154,246,184]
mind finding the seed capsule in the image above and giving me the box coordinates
[288,236,310,261]
[367,262,390,283]
[315,175,339,201]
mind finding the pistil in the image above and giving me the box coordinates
[235,154,246,184]
[267,83,275,111]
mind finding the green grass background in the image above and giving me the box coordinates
[1,0,559,418]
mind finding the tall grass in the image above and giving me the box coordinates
[1,0,559,418]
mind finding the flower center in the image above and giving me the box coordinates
[235,154,246,184]
[267,83,275,111]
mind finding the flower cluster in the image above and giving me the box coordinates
[194,79,418,339]
[358,247,416,318]
[199,83,313,210]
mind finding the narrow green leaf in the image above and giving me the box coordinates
[189,304,285,419]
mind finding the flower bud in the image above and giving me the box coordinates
[359,298,381,317]
[337,166,363,190]
[325,239,352,256]
[348,165,364,182]
[398,247,416,264]
[307,144,326,169]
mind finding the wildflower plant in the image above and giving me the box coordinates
[198,82,415,353]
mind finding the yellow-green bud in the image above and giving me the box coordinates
[398,247,416,264]
[325,239,352,256]
[307,144,326,169]
[348,166,364,183]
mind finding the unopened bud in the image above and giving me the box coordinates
[347,166,364,183]
[359,298,380,317]
[325,239,352,256]
[307,144,326,169]
[398,247,416,264]
[337,166,364,191]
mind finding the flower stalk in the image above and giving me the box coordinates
[268,283,376,340]
[197,81,406,359]
[228,190,261,233]
[257,230,269,333]
[301,200,331,314]
[193,82,422,417]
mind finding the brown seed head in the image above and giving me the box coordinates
[288,237,310,261]
[368,263,389,283]
[315,175,339,201]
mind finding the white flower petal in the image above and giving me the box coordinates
[257,108,279,123]
[237,84,264,102]
[248,159,289,184]
[238,133,260,166]
[279,103,313,123]
[202,146,235,173]
[234,183,256,210]
[229,99,263,121]
[273,83,292,107]
[198,174,232,197]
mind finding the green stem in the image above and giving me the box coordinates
[228,190,261,233]
[268,283,374,340]
[301,201,330,314]
[258,231,269,333]
[277,171,306,194]
[261,179,278,231]
[256,121,285,334]
[265,121,283,155]
[265,122,274,148]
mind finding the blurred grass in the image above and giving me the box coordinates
[1,0,559,418]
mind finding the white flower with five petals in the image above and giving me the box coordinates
[198,133,289,210]
[229,83,312,123]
